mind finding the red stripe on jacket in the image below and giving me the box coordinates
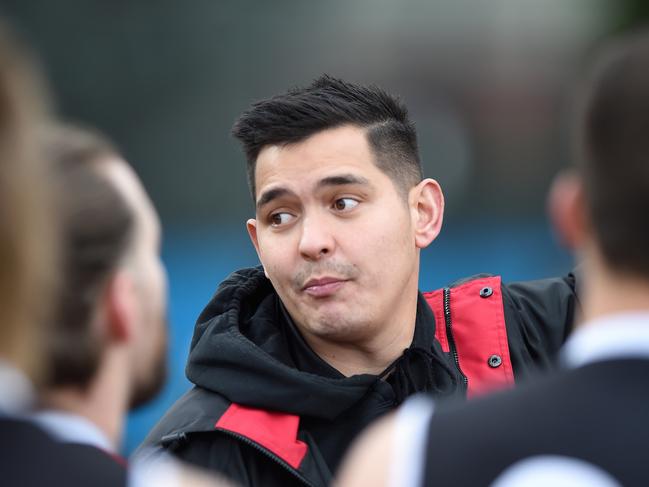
[215,403,308,469]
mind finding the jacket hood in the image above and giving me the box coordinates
[186,266,378,420]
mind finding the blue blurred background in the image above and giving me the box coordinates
[2,0,647,454]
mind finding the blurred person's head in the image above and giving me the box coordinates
[232,75,443,367]
[550,31,649,309]
[579,33,649,280]
[44,125,168,410]
[0,19,56,383]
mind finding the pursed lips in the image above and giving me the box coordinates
[301,276,349,298]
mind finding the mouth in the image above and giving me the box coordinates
[301,276,349,298]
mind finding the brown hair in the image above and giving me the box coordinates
[0,20,57,382]
[43,124,135,389]
[577,31,649,278]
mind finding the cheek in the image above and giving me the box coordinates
[355,210,413,258]
[257,236,293,276]
[141,260,168,320]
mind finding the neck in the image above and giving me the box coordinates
[40,349,130,449]
[302,290,419,377]
[579,254,649,326]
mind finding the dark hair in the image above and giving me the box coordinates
[44,124,135,389]
[578,32,649,278]
[232,75,423,198]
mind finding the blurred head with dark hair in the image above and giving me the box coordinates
[0,19,56,384]
[578,33,649,279]
[232,75,443,373]
[550,30,649,319]
[43,124,168,414]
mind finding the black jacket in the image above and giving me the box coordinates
[422,358,649,486]
[1,418,127,486]
[141,266,577,487]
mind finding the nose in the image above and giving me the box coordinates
[298,213,335,261]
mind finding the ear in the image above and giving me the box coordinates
[246,218,269,278]
[104,271,137,344]
[410,178,444,249]
[547,169,588,249]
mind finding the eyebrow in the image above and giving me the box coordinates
[316,174,370,189]
[256,187,294,211]
[256,174,370,210]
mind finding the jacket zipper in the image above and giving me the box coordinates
[443,287,468,389]
[213,427,318,487]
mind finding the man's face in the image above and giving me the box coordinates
[103,159,168,408]
[248,125,422,346]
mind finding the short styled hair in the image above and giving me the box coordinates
[44,125,135,389]
[232,75,423,198]
[578,32,649,278]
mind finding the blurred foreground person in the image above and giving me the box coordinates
[0,19,54,405]
[0,20,127,487]
[35,125,230,487]
[35,125,168,472]
[338,31,649,487]
[143,75,578,486]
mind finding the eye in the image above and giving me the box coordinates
[270,212,295,227]
[333,197,359,212]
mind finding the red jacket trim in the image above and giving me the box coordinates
[425,288,448,352]
[215,403,308,469]
[424,276,515,398]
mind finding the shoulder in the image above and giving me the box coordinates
[423,272,579,361]
[140,387,231,451]
[422,361,646,485]
[501,272,578,307]
[1,418,126,486]
[427,362,617,460]
[141,396,316,486]
[422,272,577,301]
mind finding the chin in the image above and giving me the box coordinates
[309,315,369,342]
[128,356,168,411]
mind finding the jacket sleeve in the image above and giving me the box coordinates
[501,271,580,380]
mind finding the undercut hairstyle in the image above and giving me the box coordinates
[44,125,135,390]
[0,20,56,381]
[577,32,649,278]
[232,75,423,199]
